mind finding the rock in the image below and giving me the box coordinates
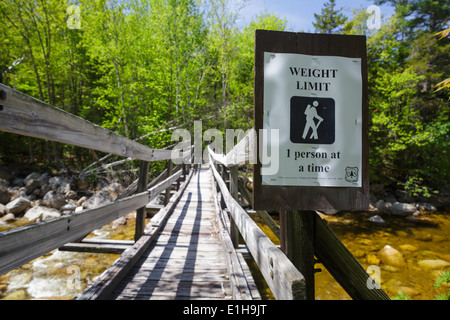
[378,245,406,269]
[417,202,437,212]
[406,215,439,227]
[24,179,42,195]
[0,203,8,217]
[6,197,31,215]
[418,259,450,270]
[368,215,385,224]
[60,203,77,212]
[56,180,72,195]
[112,216,127,227]
[65,190,77,199]
[399,244,418,252]
[391,203,418,216]
[76,196,88,207]
[2,289,28,300]
[0,185,11,205]
[0,213,16,223]
[375,200,392,213]
[24,206,61,222]
[43,190,66,209]
[101,182,124,201]
[38,172,50,184]
[12,177,24,187]
[83,192,111,209]
[24,172,41,184]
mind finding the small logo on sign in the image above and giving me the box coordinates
[345,167,359,182]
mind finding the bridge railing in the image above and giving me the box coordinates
[208,139,307,300]
[0,83,188,276]
[207,130,390,300]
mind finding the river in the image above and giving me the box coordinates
[1,210,449,300]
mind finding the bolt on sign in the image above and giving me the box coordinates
[253,30,369,211]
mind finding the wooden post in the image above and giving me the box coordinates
[280,210,315,300]
[134,160,149,241]
[229,166,240,248]
[165,159,173,205]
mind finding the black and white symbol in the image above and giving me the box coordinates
[290,96,335,144]
[345,166,359,182]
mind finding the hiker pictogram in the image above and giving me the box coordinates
[290,96,335,144]
[302,101,323,140]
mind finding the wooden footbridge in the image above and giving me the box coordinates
[0,84,389,300]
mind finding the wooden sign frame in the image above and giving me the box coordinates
[253,30,369,211]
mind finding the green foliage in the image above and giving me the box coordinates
[313,0,347,34]
[434,271,450,300]
[0,0,448,195]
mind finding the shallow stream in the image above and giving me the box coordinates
[1,210,449,300]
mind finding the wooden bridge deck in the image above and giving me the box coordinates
[109,166,259,300]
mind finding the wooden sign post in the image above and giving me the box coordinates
[253,30,369,299]
[253,30,369,212]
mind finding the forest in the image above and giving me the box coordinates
[0,0,449,198]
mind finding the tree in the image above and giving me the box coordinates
[313,0,347,34]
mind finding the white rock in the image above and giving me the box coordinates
[368,215,385,224]
[24,206,61,222]
[391,203,418,216]
[6,197,31,215]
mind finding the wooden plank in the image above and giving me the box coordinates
[212,175,254,300]
[110,167,233,300]
[209,152,306,300]
[313,213,390,300]
[0,83,172,162]
[59,240,133,254]
[75,169,194,300]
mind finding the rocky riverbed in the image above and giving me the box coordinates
[0,170,129,229]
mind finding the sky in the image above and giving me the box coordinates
[237,0,396,32]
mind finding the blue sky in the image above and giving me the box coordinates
[237,0,396,32]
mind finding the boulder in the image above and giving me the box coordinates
[24,206,61,222]
[101,182,125,201]
[25,179,42,195]
[375,200,392,213]
[6,197,31,215]
[65,190,77,199]
[0,185,11,204]
[43,190,66,209]
[368,215,385,224]
[24,172,41,184]
[417,202,437,212]
[391,203,418,216]
[378,245,406,269]
[83,192,111,209]
[0,213,16,223]
[418,259,450,270]
[0,203,8,217]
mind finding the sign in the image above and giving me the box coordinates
[262,53,362,187]
[253,30,369,211]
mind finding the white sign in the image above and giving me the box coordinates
[262,52,362,187]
